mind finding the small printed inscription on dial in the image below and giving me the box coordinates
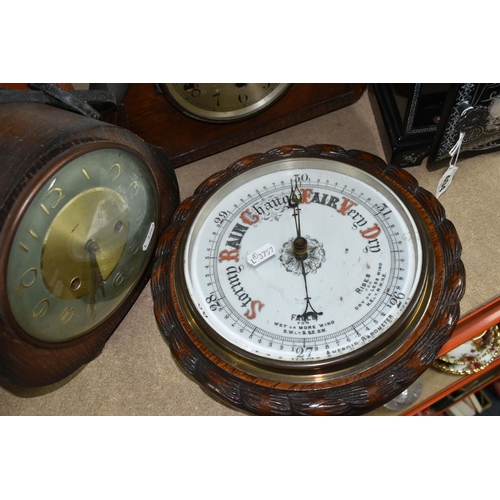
[185,162,422,362]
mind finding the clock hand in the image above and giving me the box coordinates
[85,239,106,311]
[288,179,323,322]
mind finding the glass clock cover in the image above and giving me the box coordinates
[6,148,159,343]
[161,83,292,122]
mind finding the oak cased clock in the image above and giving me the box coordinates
[119,84,367,167]
[0,102,180,387]
[151,144,465,415]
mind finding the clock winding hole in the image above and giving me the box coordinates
[70,277,82,291]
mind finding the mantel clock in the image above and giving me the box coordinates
[0,102,180,387]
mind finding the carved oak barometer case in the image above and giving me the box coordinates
[152,145,465,415]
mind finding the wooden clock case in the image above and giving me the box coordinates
[118,83,367,167]
[0,102,180,387]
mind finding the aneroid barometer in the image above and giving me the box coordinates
[152,145,465,415]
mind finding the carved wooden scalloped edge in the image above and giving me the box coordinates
[151,144,465,415]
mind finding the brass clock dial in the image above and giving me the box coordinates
[159,83,292,122]
[151,145,465,415]
[5,148,158,343]
[0,102,180,387]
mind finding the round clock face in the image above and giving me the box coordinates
[161,83,292,122]
[4,147,159,343]
[183,158,425,369]
[152,145,465,415]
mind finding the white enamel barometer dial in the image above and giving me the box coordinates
[152,145,465,415]
[184,158,424,367]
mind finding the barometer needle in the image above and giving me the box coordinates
[288,179,322,321]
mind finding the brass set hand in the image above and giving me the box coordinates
[289,179,307,257]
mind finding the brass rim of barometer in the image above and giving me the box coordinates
[170,156,436,385]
